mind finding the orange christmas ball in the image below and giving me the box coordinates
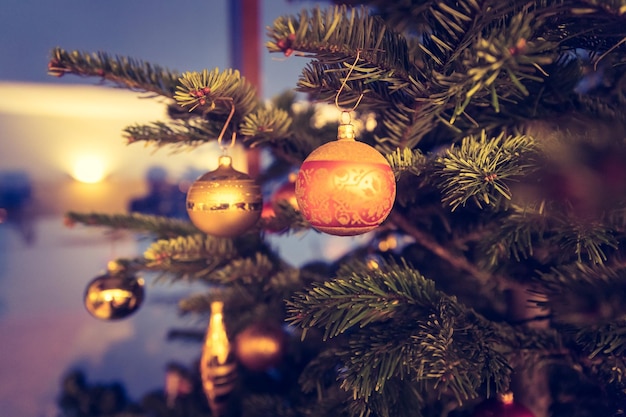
[235,321,287,372]
[295,125,396,236]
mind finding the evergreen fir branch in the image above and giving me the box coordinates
[260,201,313,235]
[291,264,522,412]
[384,144,427,179]
[448,10,557,119]
[239,107,293,146]
[48,47,179,97]
[558,222,618,264]
[177,286,259,317]
[173,68,259,116]
[376,100,443,151]
[143,234,238,272]
[64,212,198,238]
[287,260,443,340]
[204,253,274,286]
[266,6,415,80]
[417,0,482,70]
[574,322,626,359]
[434,131,538,211]
[481,212,542,267]
[347,376,425,417]
[481,202,620,267]
[337,301,517,409]
[124,119,225,148]
[266,269,305,294]
[578,0,626,15]
[296,61,419,113]
[126,107,296,153]
[389,211,494,284]
[536,262,626,325]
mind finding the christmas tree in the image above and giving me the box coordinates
[50,1,626,417]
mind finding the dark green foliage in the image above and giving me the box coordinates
[51,1,626,416]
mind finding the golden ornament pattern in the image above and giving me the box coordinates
[296,160,396,235]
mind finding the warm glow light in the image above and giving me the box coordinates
[71,156,107,183]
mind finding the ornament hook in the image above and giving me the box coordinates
[334,50,365,122]
[216,98,237,154]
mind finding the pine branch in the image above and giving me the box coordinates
[385,147,428,179]
[239,107,293,146]
[205,252,274,285]
[124,119,226,148]
[479,203,619,267]
[266,6,416,79]
[64,212,198,238]
[173,68,259,116]
[48,47,179,97]
[143,234,237,268]
[434,131,538,211]
[389,210,494,284]
[536,262,626,325]
[260,201,313,235]
[288,260,560,410]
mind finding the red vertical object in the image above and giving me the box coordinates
[230,0,262,177]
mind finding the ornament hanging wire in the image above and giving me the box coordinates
[215,98,237,154]
[335,50,365,125]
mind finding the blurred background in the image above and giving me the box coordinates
[0,1,364,416]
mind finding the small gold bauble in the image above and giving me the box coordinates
[295,125,396,236]
[186,155,263,237]
[235,321,287,372]
[84,264,144,320]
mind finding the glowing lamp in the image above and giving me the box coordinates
[71,155,107,183]
[186,155,262,237]
[295,123,396,236]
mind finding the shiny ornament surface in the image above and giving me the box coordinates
[472,393,535,417]
[200,301,237,417]
[235,321,287,372]
[186,155,262,237]
[84,270,144,320]
[295,124,396,236]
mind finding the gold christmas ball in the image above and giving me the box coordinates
[84,265,144,320]
[186,155,263,237]
[295,126,396,236]
[235,321,287,372]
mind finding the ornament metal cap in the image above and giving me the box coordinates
[337,123,356,141]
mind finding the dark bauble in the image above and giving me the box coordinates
[84,271,144,320]
[235,321,287,372]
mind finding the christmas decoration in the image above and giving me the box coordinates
[272,173,298,211]
[186,155,263,237]
[200,301,237,417]
[48,2,626,416]
[471,393,535,417]
[83,261,144,320]
[235,321,287,372]
[295,120,396,236]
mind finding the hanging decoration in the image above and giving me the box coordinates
[471,392,536,417]
[295,53,396,236]
[83,261,144,321]
[272,172,299,211]
[235,321,287,372]
[200,301,238,417]
[186,100,263,237]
